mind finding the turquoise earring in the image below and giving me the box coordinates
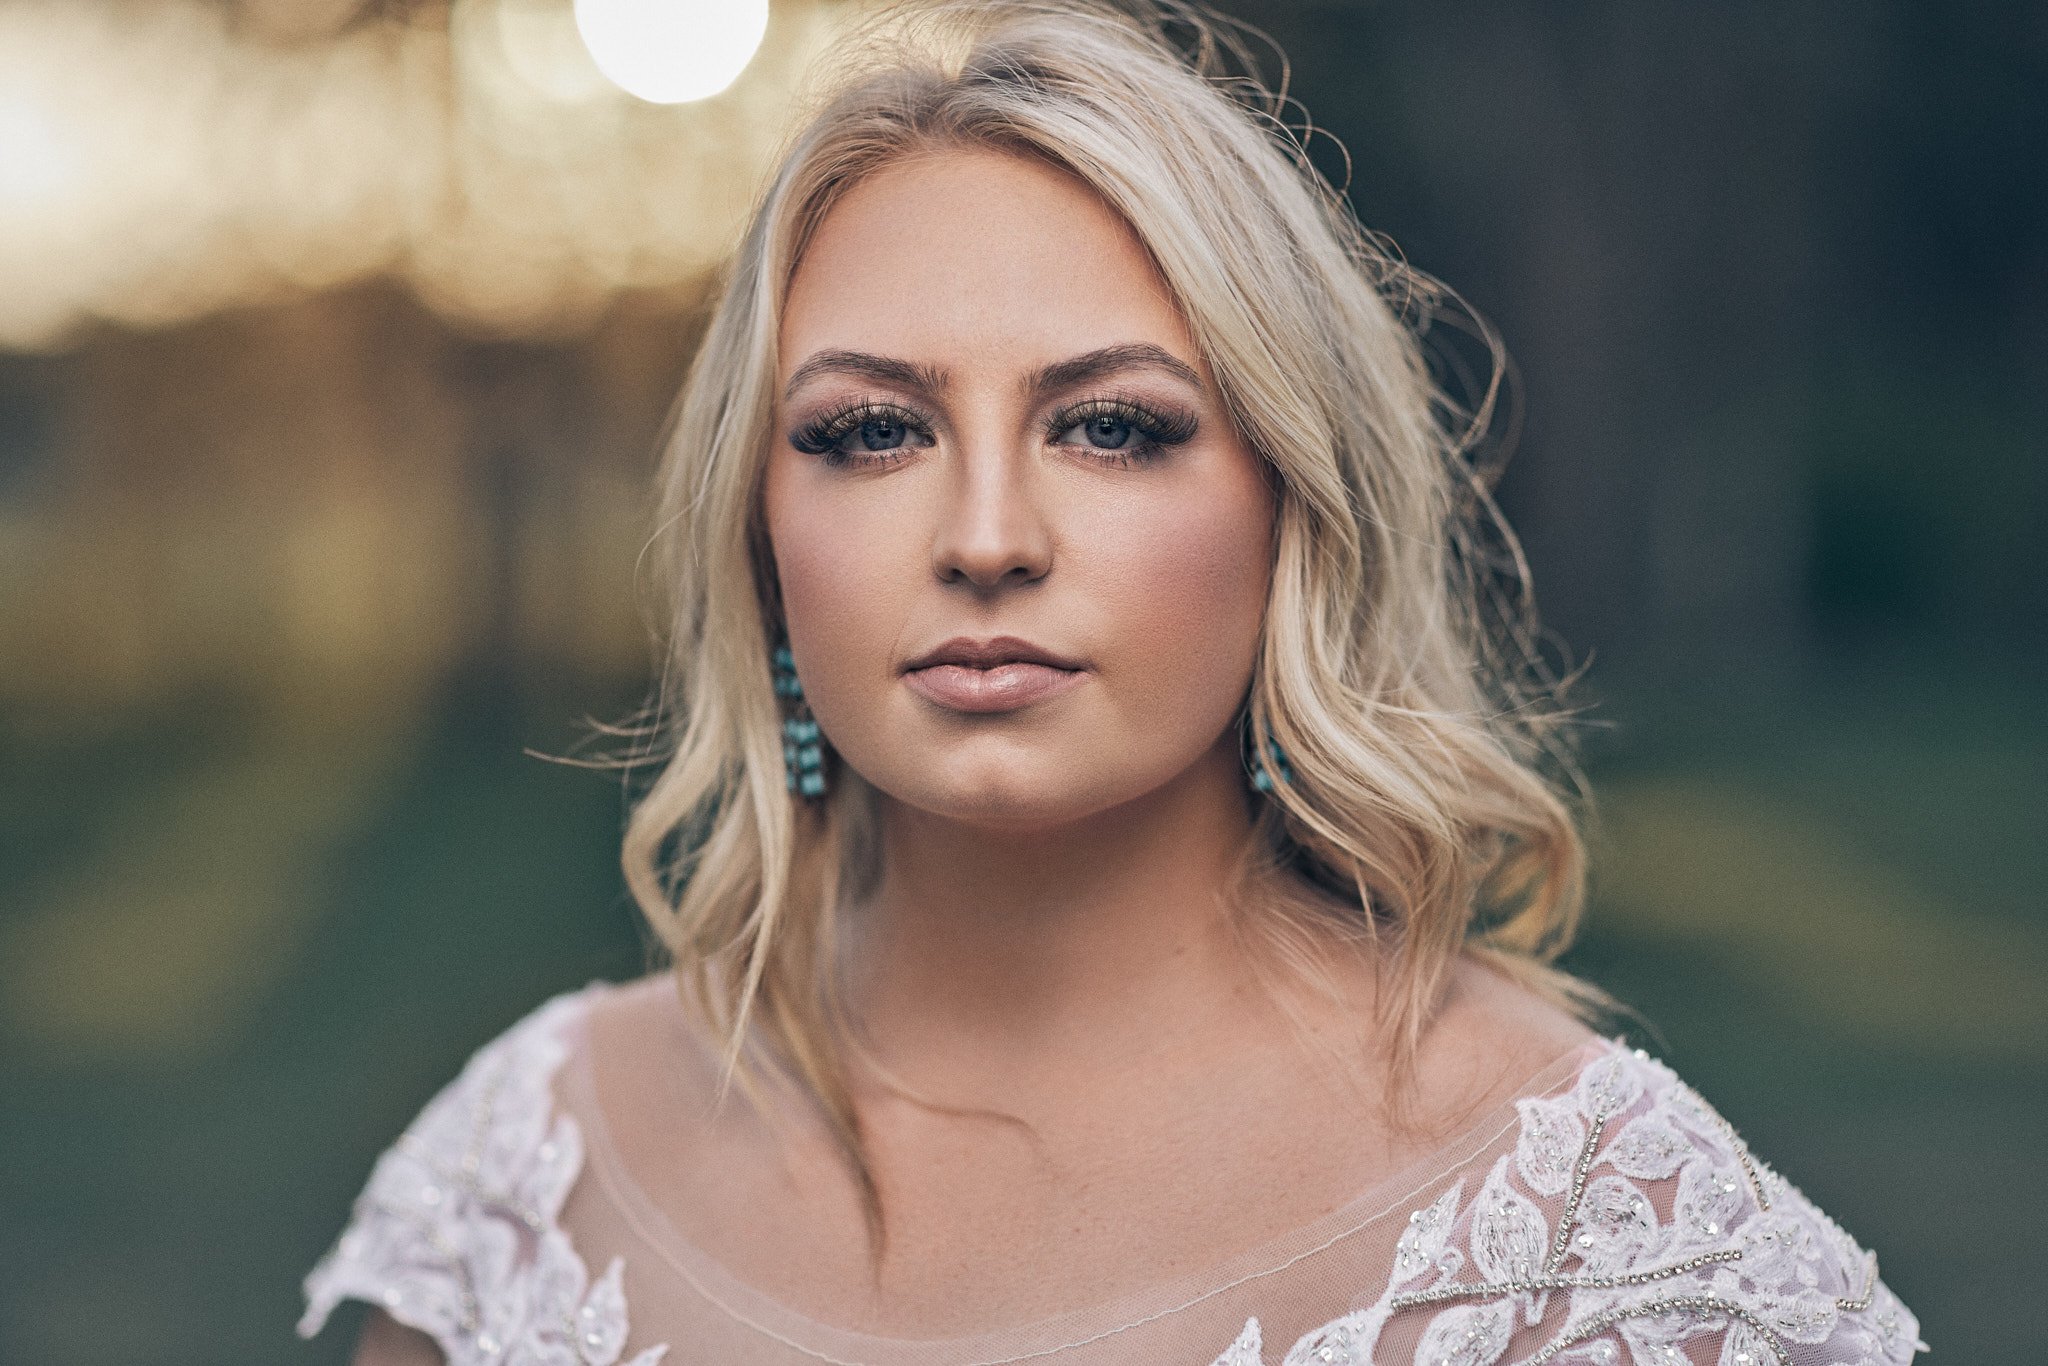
[772,641,827,798]
[1243,715,1293,793]
[1250,739,1293,793]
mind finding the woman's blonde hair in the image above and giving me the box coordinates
[620,0,1605,1237]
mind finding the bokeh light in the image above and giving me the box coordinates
[573,0,771,104]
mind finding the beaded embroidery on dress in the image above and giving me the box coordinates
[299,984,1925,1366]
[299,992,668,1365]
[1207,1047,1927,1366]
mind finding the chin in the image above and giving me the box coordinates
[880,756,1131,832]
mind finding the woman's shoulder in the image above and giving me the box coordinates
[297,980,669,1366]
[1233,1038,1928,1366]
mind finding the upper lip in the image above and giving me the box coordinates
[903,635,1084,672]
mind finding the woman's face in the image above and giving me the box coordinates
[764,147,1275,830]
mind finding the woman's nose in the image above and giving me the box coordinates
[929,440,1054,591]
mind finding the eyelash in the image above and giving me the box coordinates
[788,393,1198,469]
[788,400,932,466]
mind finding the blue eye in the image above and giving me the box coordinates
[791,401,935,466]
[790,395,1197,468]
[1063,413,1141,449]
[1048,398,1198,465]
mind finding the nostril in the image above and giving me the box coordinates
[931,528,1054,589]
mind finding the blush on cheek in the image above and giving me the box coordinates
[1112,486,1270,632]
[1087,487,1273,739]
[764,485,915,742]
[773,538,891,661]
[765,463,866,630]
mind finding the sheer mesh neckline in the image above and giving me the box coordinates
[562,980,1616,1363]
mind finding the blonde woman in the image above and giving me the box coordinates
[299,3,1923,1363]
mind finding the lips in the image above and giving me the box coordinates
[903,635,1082,672]
[901,635,1087,713]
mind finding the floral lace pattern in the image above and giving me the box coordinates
[1208,1046,1927,1366]
[301,988,1923,1366]
[298,990,668,1365]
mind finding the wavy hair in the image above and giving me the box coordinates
[619,0,1606,1239]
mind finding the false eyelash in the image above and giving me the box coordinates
[789,398,935,463]
[789,393,1199,468]
[1044,395,1199,463]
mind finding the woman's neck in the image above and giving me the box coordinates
[844,738,1323,1101]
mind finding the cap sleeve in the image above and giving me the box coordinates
[1266,1042,1927,1366]
[297,986,668,1366]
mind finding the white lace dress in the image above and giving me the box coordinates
[299,980,1926,1366]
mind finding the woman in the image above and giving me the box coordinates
[298,3,1924,1362]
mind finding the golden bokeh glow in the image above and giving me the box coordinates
[0,0,848,352]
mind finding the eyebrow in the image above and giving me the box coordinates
[781,342,1205,403]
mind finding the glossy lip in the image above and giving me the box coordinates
[901,635,1088,714]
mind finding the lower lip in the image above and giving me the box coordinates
[902,662,1086,713]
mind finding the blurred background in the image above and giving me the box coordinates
[0,0,2039,1360]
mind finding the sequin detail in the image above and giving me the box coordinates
[298,989,669,1366]
[1224,1041,1929,1366]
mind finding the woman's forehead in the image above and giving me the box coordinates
[779,147,1199,390]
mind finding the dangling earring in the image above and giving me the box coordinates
[772,639,827,798]
[1250,739,1293,792]
[1241,713,1293,793]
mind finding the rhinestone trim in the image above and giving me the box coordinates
[1525,1289,1794,1366]
[1693,1087,1773,1211]
[1543,1103,1613,1275]
[1837,1249,1879,1313]
[1386,1246,1744,1311]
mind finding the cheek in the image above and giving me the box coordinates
[1084,471,1273,716]
[763,462,913,702]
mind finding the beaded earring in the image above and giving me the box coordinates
[772,640,827,798]
[1242,713,1294,793]
[1250,739,1294,793]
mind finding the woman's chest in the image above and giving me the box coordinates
[603,1050,1455,1340]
